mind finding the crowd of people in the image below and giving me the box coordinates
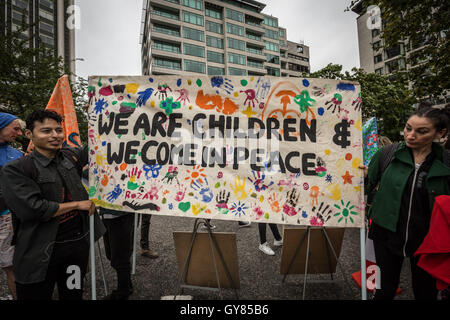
[0,102,449,300]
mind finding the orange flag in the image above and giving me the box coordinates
[27,75,81,153]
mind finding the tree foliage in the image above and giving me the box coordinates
[347,0,450,101]
[0,23,88,151]
[306,63,416,141]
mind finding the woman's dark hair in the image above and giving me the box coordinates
[26,110,63,132]
[409,102,450,133]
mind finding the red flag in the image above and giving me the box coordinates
[27,75,81,153]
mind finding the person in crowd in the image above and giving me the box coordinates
[0,112,24,300]
[140,214,159,258]
[0,110,105,300]
[100,208,134,300]
[258,223,282,256]
[360,103,450,300]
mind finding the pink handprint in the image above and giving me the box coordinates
[240,89,258,108]
[175,88,190,106]
[175,185,186,202]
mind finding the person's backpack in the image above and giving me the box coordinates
[365,143,398,214]
[10,148,82,245]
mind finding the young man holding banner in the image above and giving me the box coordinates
[1,110,105,300]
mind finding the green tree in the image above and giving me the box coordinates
[306,63,416,141]
[0,23,88,151]
[347,0,449,101]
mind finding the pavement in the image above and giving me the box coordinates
[0,214,415,301]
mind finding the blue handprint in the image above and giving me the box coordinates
[255,77,271,99]
[94,98,108,114]
[136,88,154,107]
[106,184,123,202]
[143,164,162,179]
[211,76,234,94]
[191,178,214,203]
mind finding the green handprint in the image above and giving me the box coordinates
[294,90,316,113]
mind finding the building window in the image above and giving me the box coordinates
[384,43,404,60]
[206,35,224,49]
[264,28,278,40]
[374,54,383,64]
[40,34,54,47]
[372,40,381,51]
[226,22,244,36]
[183,26,204,42]
[265,53,279,64]
[297,46,303,53]
[226,8,244,22]
[153,24,180,37]
[279,29,285,37]
[375,67,384,75]
[184,59,206,73]
[228,52,246,65]
[265,41,279,52]
[12,0,28,10]
[247,59,263,69]
[207,51,225,64]
[266,67,280,76]
[228,67,247,76]
[385,58,406,74]
[182,10,203,26]
[205,7,222,20]
[372,29,380,38]
[39,21,54,35]
[183,43,204,57]
[153,7,179,21]
[206,20,223,34]
[247,45,262,55]
[153,40,181,53]
[227,37,245,51]
[182,0,202,10]
[246,32,261,42]
[208,66,225,75]
[154,58,182,70]
[263,16,278,28]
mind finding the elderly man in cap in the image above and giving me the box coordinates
[0,112,24,300]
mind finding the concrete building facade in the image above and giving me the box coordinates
[1,0,76,76]
[140,0,310,77]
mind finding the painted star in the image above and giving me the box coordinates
[341,171,354,184]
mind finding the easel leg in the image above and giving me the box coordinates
[322,228,334,281]
[132,213,138,275]
[282,227,309,283]
[302,227,311,300]
[322,228,357,297]
[89,215,96,300]
[360,227,367,300]
[97,241,109,296]
[177,219,239,299]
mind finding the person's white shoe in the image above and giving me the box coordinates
[273,238,283,247]
[259,242,275,255]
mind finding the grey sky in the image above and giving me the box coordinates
[75,0,360,80]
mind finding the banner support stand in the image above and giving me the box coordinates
[360,227,367,300]
[90,215,96,300]
[132,213,138,275]
[282,227,355,300]
[177,218,239,300]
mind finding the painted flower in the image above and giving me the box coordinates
[159,97,181,115]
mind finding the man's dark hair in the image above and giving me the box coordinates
[25,110,63,131]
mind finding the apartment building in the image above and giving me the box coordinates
[1,0,76,76]
[140,0,310,77]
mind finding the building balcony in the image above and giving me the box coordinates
[246,50,265,61]
[245,37,265,48]
[150,28,181,43]
[150,12,181,27]
[246,64,267,75]
[151,47,182,60]
[245,23,265,35]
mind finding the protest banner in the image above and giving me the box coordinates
[87,76,364,228]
